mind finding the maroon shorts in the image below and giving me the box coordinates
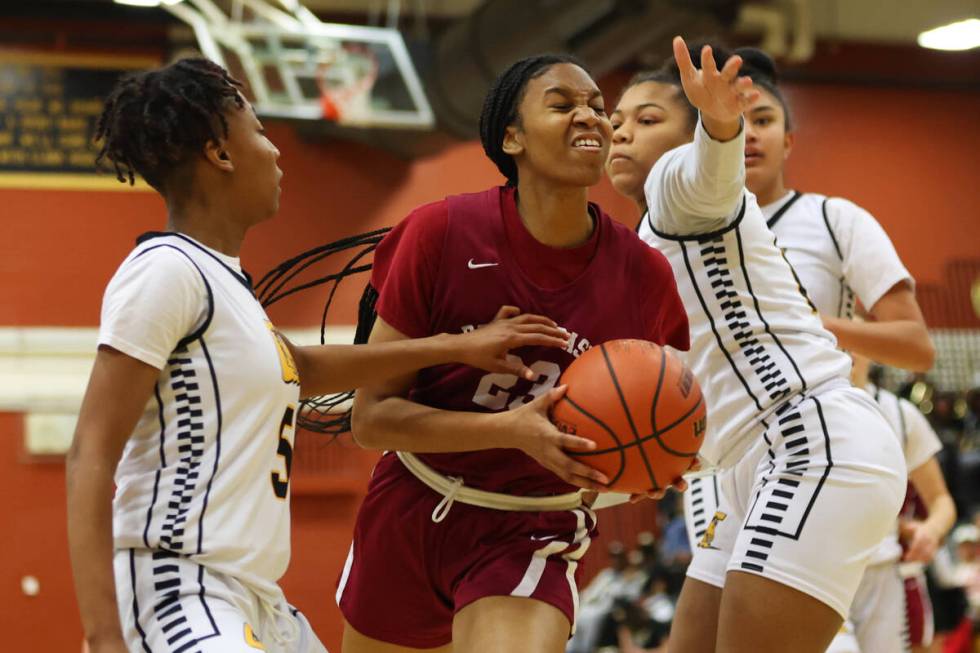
[336,453,597,648]
[903,571,934,647]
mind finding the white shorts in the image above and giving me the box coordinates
[114,549,328,653]
[826,561,910,653]
[683,473,722,549]
[685,385,905,619]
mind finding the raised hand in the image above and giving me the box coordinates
[456,305,569,380]
[504,385,611,490]
[672,36,759,138]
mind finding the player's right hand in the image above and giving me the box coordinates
[504,385,611,490]
[673,36,759,128]
[456,306,569,380]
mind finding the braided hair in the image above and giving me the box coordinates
[622,44,794,133]
[95,58,245,192]
[479,53,588,186]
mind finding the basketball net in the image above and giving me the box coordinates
[316,45,379,125]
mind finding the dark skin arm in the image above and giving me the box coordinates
[286,306,569,399]
[67,347,159,653]
[823,281,935,372]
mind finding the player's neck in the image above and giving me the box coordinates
[753,176,788,208]
[514,182,593,249]
[165,198,248,257]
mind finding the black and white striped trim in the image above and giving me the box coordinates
[129,548,221,653]
[739,396,834,574]
[158,347,206,553]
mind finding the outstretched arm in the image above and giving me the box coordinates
[288,306,569,398]
[646,37,760,235]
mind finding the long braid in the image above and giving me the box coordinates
[257,229,390,436]
[95,58,244,191]
[478,53,587,186]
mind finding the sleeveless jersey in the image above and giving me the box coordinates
[762,191,912,318]
[102,232,300,598]
[637,131,852,468]
[373,186,689,496]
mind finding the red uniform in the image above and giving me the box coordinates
[338,186,689,646]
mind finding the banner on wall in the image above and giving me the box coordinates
[0,51,158,192]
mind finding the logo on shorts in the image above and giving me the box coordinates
[467,259,499,269]
[244,624,266,650]
[698,511,727,550]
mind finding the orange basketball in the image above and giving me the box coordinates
[551,339,706,494]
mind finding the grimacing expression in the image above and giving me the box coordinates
[503,63,613,188]
[607,81,694,205]
[744,87,793,196]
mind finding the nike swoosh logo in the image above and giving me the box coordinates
[468,259,499,269]
[529,534,561,542]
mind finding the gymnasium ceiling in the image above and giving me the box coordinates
[4,0,980,46]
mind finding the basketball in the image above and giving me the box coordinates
[551,339,706,494]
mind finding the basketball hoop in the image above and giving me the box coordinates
[163,0,434,129]
[316,45,379,126]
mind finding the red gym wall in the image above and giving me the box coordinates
[2,79,977,649]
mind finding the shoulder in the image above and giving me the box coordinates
[372,199,451,287]
[398,198,451,232]
[111,239,206,289]
[821,195,880,227]
[380,199,450,251]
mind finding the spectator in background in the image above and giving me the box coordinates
[951,525,980,620]
[929,524,978,653]
[660,502,692,568]
[568,542,631,653]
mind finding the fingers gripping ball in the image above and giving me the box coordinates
[551,339,706,494]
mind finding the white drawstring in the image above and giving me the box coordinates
[431,476,464,523]
[258,592,299,650]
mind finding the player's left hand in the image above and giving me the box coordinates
[628,458,700,503]
[900,520,941,563]
[672,36,759,127]
[456,306,569,380]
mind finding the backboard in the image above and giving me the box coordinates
[165,0,434,129]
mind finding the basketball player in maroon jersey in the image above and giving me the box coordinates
[336,55,691,653]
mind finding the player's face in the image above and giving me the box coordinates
[744,89,793,197]
[223,100,283,224]
[607,82,693,206]
[506,63,612,187]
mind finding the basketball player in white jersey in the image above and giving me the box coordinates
[606,37,906,651]
[827,353,955,653]
[684,46,933,556]
[66,59,568,653]
[674,47,946,652]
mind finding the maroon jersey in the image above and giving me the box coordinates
[372,186,689,496]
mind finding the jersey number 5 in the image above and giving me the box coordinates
[270,405,296,499]
[472,357,561,410]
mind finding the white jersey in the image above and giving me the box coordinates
[100,232,301,600]
[637,121,851,467]
[762,191,913,318]
[867,384,942,565]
